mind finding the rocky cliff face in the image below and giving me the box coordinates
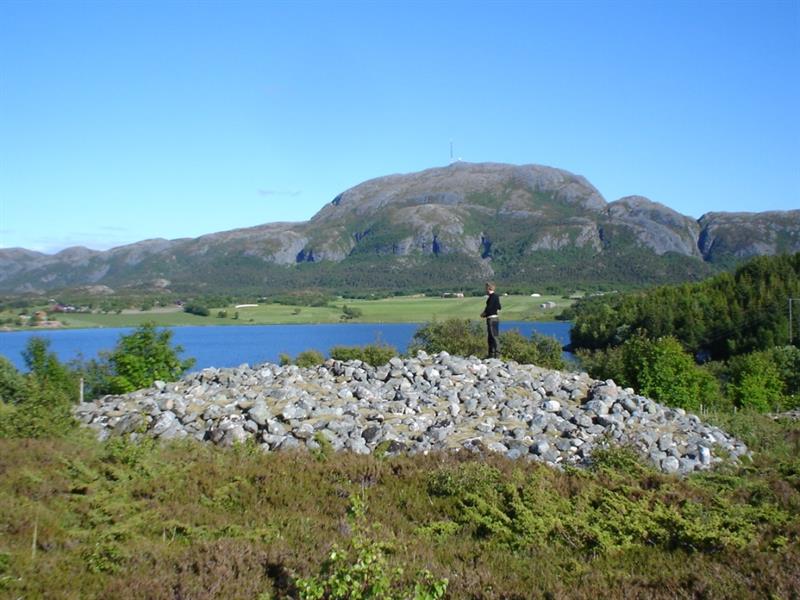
[1,162,797,293]
[698,211,800,263]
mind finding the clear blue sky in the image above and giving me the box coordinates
[1,0,798,254]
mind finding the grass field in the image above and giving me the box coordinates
[10,294,572,329]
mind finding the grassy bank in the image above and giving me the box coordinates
[8,294,571,330]
[0,412,798,599]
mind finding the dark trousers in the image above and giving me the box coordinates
[486,318,500,358]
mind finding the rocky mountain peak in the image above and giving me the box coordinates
[1,162,797,293]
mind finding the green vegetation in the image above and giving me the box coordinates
[577,334,722,411]
[82,323,196,396]
[296,495,448,599]
[280,350,327,368]
[0,338,78,438]
[2,254,800,597]
[570,253,800,359]
[1,294,574,330]
[340,304,363,321]
[329,344,398,366]
[410,319,566,369]
[0,414,797,598]
[183,303,210,317]
[572,253,800,413]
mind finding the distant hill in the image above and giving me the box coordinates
[2,162,798,295]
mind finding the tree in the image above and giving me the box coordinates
[497,330,565,370]
[22,337,79,403]
[579,334,720,411]
[0,356,26,404]
[340,305,363,321]
[183,303,210,317]
[0,338,77,438]
[622,335,718,412]
[726,351,783,412]
[97,323,195,395]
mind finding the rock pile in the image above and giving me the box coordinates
[74,352,749,475]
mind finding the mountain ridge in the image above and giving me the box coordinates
[2,162,798,295]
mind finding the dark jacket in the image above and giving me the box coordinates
[484,292,501,318]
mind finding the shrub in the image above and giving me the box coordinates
[579,333,721,411]
[408,319,488,358]
[0,356,26,404]
[340,305,363,320]
[726,351,784,412]
[296,350,325,368]
[499,330,565,369]
[767,345,800,409]
[295,496,448,600]
[87,323,195,395]
[183,304,210,317]
[409,318,565,367]
[0,339,77,438]
[330,344,397,366]
[622,335,719,411]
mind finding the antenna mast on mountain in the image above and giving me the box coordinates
[450,140,453,162]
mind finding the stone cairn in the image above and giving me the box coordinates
[74,352,749,475]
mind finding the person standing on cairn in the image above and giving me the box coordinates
[480,282,501,359]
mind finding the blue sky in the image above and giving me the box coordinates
[1,0,798,254]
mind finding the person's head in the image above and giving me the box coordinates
[485,282,496,293]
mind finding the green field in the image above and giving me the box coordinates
[11,294,572,329]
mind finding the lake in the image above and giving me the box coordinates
[0,321,573,372]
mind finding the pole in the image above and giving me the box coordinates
[789,298,800,346]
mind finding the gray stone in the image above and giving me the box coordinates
[73,354,748,475]
[281,404,308,421]
[114,412,146,435]
[293,423,316,440]
[584,399,609,415]
[279,436,301,450]
[531,439,550,455]
[661,456,680,474]
[542,400,561,412]
[658,434,674,452]
[248,401,271,426]
[151,411,177,437]
[362,425,382,444]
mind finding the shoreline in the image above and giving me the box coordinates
[0,315,566,333]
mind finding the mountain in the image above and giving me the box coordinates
[1,162,798,295]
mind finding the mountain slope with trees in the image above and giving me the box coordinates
[569,253,800,413]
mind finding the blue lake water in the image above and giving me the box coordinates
[0,321,573,372]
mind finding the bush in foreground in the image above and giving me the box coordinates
[0,416,797,598]
[0,339,78,438]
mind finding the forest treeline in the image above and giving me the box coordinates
[568,253,800,412]
[570,253,800,357]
